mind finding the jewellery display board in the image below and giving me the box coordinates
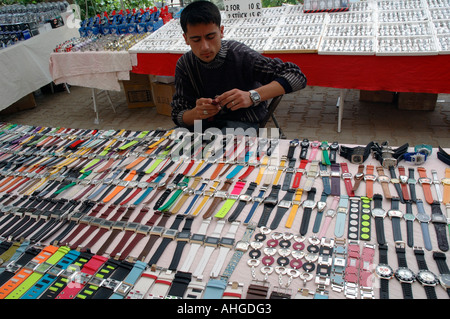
[0,122,448,300]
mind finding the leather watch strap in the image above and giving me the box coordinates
[330,163,341,196]
[364,165,375,198]
[418,167,434,204]
[416,199,433,251]
[376,166,392,199]
[388,166,404,203]
[202,180,232,219]
[340,163,355,196]
[398,166,411,201]
[443,168,450,204]
[431,201,449,252]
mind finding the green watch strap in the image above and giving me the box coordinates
[214,181,246,219]
[81,149,109,173]
[119,131,149,150]
[158,177,190,212]
[75,260,120,299]
[144,148,171,174]
[0,241,21,263]
[321,141,331,165]
[5,246,70,299]
[53,170,92,195]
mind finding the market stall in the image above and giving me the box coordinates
[0,122,448,300]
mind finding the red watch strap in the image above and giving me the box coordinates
[292,159,308,188]
[340,163,355,197]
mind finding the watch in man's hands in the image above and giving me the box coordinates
[249,90,261,106]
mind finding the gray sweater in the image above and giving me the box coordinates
[171,40,307,130]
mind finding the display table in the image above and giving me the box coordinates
[50,51,133,92]
[0,14,80,112]
[0,123,448,300]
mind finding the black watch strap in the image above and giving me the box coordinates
[414,248,438,299]
[282,159,296,191]
[395,243,414,299]
[431,201,449,252]
[227,182,257,223]
[407,168,417,202]
[378,244,390,299]
[168,217,194,271]
[390,197,403,242]
[257,185,280,228]
[166,271,192,298]
[375,217,386,245]
[299,188,316,236]
[389,166,404,203]
[269,188,295,230]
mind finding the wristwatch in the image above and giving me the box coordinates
[388,166,404,203]
[374,244,394,299]
[257,185,281,227]
[414,247,438,299]
[387,197,403,243]
[249,90,261,106]
[269,188,295,230]
[430,201,449,252]
[432,251,450,298]
[376,166,392,199]
[320,141,331,166]
[394,242,415,299]
[371,194,387,245]
[417,167,434,204]
[415,199,433,251]
[407,168,417,202]
[329,141,339,164]
[299,138,309,160]
[403,200,415,247]
[299,187,317,236]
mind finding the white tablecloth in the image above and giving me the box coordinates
[0,15,80,111]
[49,51,133,92]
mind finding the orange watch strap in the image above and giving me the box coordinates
[209,162,225,180]
[443,168,450,204]
[102,170,137,203]
[418,167,434,204]
[365,165,375,198]
[0,245,59,299]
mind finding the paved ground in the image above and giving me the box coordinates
[1,84,449,148]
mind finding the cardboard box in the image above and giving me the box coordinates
[397,92,437,111]
[359,90,396,103]
[153,82,175,116]
[122,73,155,108]
[0,93,36,115]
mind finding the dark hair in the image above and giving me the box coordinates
[180,1,221,34]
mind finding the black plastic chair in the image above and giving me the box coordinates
[258,95,286,139]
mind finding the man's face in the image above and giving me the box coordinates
[183,22,224,63]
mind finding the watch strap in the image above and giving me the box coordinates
[334,195,349,238]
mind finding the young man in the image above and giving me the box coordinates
[171,0,307,133]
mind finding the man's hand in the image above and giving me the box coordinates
[194,98,221,119]
[215,89,253,111]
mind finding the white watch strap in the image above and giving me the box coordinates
[263,159,277,185]
[126,267,160,299]
[192,220,226,279]
[184,280,206,299]
[304,160,319,191]
[209,221,241,277]
[179,218,212,272]
[146,270,175,299]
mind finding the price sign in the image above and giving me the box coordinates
[223,0,262,19]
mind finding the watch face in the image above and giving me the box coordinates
[376,264,394,279]
[417,270,439,286]
[403,213,416,221]
[372,208,386,218]
[440,273,450,288]
[395,267,416,283]
[378,175,391,183]
[416,213,431,223]
[303,200,316,209]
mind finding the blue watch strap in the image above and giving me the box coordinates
[109,261,147,299]
[203,279,227,299]
[420,222,433,251]
[334,195,349,237]
[21,250,80,299]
